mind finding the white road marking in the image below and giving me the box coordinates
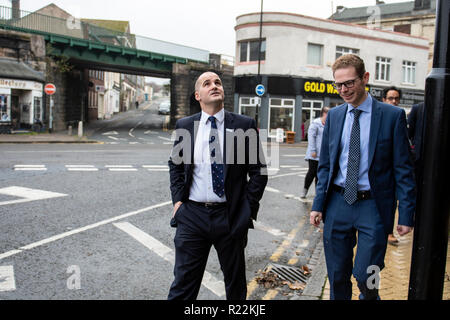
[108,168,138,171]
[265,186,281,193]
[0,186,67,206]
[102,131,118,135]
[253,220,287,237]
[0,201,172,261]
[114,222,225,298]
[107,136,120,141]
[142,165,168,168]
[158,136,172,142]
[147,169,169,172]
[0,266,16,292]
[282,154,306,157]
[66,165,98,172]
[14,165,47,171]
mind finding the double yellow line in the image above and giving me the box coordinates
[247,215,312,300]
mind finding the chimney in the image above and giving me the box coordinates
[11,0,20,19]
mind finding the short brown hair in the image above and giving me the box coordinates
[332,54,366,78]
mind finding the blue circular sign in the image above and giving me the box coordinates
[255,84,265,97]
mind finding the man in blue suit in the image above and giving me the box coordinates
[310,54,415,300]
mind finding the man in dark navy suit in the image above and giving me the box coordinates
[310,54,416,300]
[167,71,267,300]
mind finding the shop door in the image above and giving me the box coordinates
[11,95,20,128]
[301,100,323,140]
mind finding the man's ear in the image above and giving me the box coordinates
[194,91,200,102]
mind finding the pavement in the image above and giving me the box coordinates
[1,120,449,301]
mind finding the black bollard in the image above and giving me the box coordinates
[408,0,450,300]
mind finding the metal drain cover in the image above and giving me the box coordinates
[264,263,308,284]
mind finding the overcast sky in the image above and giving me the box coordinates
[0,0,413,57]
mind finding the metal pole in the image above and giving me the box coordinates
[255,0,263,128]
[408,0,450,300]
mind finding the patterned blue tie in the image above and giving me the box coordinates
[344,109,362,205]
[208,116,225,198]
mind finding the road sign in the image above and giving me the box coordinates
[44,83,56,95]
[255,84,265,97]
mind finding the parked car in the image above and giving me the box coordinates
[158,101,170,115]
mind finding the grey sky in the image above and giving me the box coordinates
[0,0,414,57]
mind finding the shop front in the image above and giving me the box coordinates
[0,78,44,130]
[234,75,345,142]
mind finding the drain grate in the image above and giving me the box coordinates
[264,263,309,284]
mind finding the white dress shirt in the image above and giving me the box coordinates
[189,109,227,203]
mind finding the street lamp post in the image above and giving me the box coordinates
[255,0,263,128]
[408,0,450,300]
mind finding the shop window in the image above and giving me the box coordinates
[239,96,260,119]
[302,100,323,140]
[307,43,323,66]
[269,98,295,137]
[375,56,391,81]
[0,95,9,121]
[239,39,266,63]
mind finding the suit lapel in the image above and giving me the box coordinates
[189,113,201,165]
[368,99,382,169]
[331,104,347,167]
[223,111,234,181]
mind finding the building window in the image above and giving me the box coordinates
[335,46,360,59]
[402,60,416,84]
[307,43,323,66]
[394,24,411,35]
[239,96,260,118]
[375,56,391,81]
[269,98,295,137]
[239,39,266,62]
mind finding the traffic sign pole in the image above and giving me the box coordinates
[44,84,56,133]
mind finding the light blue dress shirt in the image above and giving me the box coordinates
[334,94,372,191]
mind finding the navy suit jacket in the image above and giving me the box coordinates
[168,110,268,238]
[312,98,416,233]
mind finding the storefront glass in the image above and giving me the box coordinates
[239,96,259,119]
[0,94,9,121]
[302,100,323,140]
[269,98,295,137]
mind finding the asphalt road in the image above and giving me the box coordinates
[0,104,322,300]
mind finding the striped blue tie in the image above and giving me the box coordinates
[208,116,225,198]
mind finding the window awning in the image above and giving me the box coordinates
[0,58,45,83]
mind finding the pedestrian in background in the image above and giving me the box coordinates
[301,106,330,198]
[382,86,402,246]
[310,54,415,300]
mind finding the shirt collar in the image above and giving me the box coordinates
[347,94,372,114]
[201,108,225,125]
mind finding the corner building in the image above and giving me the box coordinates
[233,12,429,142]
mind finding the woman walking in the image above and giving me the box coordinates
[301,106,329,198]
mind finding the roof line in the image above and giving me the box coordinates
[236,11,428,41]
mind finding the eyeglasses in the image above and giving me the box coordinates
[386,97,400,101]
[333,77,360,90]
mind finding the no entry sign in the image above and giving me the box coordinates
[44,83,56,95]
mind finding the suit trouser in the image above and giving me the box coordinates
[168,201,247,300]
[323,190,388,300]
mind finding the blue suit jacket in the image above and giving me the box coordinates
[312,98,416,233]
